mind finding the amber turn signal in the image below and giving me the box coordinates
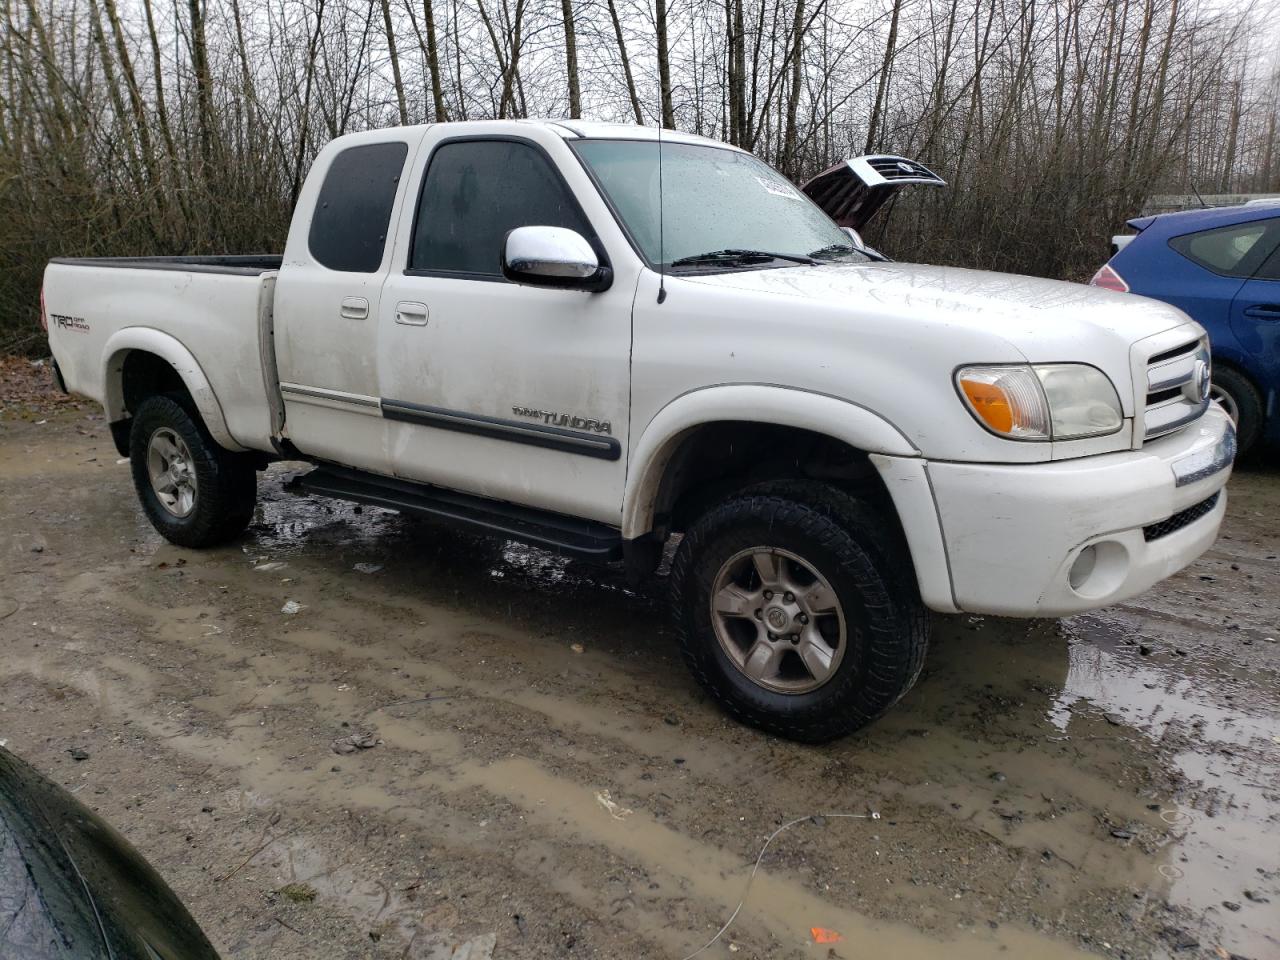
[955,365,1051,439]
[959,379,1014,434]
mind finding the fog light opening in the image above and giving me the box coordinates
[1069,546,1097,591]
[1067,540,1131,599]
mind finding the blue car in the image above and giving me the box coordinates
[1092,202,1280,455]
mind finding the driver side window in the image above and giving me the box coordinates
[409,139,595,279]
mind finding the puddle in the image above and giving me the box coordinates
[1053,613,1280,954]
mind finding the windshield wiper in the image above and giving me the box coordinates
[808,243,857,259]
[669,248,819,269]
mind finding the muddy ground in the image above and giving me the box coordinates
[1,365,1278,960]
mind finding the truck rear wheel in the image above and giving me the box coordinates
[670,482,928,742]
[129,395,256,548]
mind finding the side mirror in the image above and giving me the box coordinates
[502,226,612,292]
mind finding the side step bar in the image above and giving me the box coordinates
[288,465,623,562]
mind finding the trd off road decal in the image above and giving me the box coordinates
[50,314,90,332]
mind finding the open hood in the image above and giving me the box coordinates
[800,155,946,230]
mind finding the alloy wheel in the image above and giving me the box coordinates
[709,546,847,694]
[147,427,199,518]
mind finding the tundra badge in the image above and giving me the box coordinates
[512,406,612,435]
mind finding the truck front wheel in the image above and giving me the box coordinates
[129,395,256,548]
[670,483,928,742]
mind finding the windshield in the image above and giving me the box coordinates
[571,139,867,271]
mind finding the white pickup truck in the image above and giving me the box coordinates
[43,120,1235,742]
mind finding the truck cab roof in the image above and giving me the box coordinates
[532,119,735,149]
[324,118,739,152]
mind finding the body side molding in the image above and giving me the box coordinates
[280,382,382,410]
[381,398,622,460]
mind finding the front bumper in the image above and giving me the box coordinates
[877,405,1235,617]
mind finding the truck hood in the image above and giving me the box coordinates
[682,260,1192,351]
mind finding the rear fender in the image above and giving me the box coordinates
[102,328,245,452]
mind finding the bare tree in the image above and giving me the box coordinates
[1,0,1276,346]
[655,0,675,127]
[606,0,642,122]
[560,0,579,117]
[380,0,409,124]
[404,0,449,120]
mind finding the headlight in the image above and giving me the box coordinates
[956,363,1123,441]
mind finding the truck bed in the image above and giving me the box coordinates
[43,257,280,454]
[49,255,282,276]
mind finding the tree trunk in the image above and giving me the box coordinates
[102,0,156,181]
[140,0,178,165]
[725,0,746,143]
[290,0,327,204]
[865,0,903,154]
[87,0,143,183]
[606,0,643,123]
[1221,78,1241,192]
[781,0,806,177]
[227,0,258,162]
[561,0,580,118]
[475,0,512,117]
[655,0,675,127]
[405,0,450,121]
[424,0,448,121]
[379,0,409,124]
[187,0,216,170]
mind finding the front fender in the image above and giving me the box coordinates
[101,328,245,452]
[622,384,917,538]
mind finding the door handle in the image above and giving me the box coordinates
[395,301,429,326]
[1242,303,1280,320]
[340,297,369,320]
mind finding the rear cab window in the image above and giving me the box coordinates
[1168,217,1280,278]
[308,142,409,272]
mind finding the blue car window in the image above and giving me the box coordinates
[1256,243,1280,281]
[1169,217,1280,278]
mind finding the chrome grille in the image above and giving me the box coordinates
[1142,338,1210,441]
[863,156,947,183]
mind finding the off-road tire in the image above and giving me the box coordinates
[129,394,256,548]
[1210,365,1263,457]
[670,481,929,743]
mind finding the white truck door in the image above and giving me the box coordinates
[274,133,418,469]
[377,130,633,524]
